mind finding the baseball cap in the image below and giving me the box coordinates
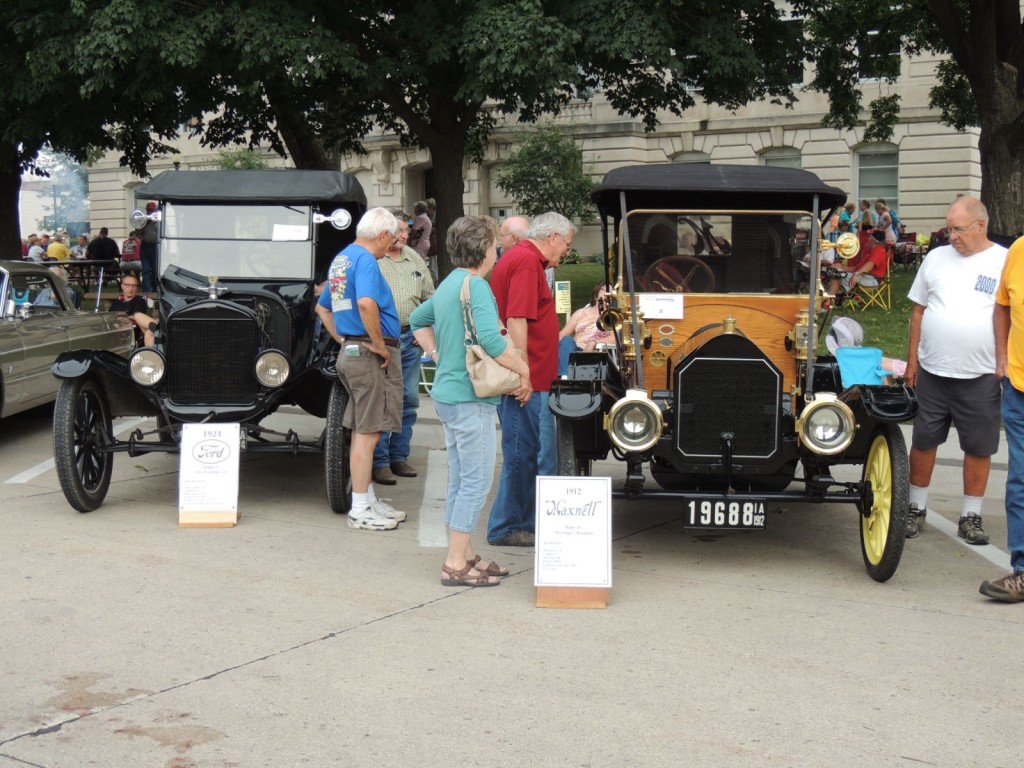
[146,202,157,211]
[825,317,865,354]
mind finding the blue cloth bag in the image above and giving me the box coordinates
[835,347,889,387]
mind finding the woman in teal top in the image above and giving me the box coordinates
[411,216,532,588]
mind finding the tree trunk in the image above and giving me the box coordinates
[978,109,1024,240]
[0,165,23,257]
[266,90,341,171]
[427,141,467,280]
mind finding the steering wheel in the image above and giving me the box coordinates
[644,255,716,293]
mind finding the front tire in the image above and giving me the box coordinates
[324,382,352,514]
[860,423,909,582]
[556,416,591,476]
[53,377,113,513]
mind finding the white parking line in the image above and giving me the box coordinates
[924,512,1012,571]
[4,417,149,485]
[418,448,449,548]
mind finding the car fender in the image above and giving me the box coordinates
[840,384,918,423]
[52,349,130,380]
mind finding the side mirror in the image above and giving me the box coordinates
[313,208,353,230]
[129,208,162,230]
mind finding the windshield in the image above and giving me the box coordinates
[160,203,314,280]
[621,210,816,295]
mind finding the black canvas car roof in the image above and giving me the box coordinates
[592,164,847,216]
[137,170,367,207]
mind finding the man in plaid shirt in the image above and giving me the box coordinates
[373,208,436,486]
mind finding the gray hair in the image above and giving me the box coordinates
[529,212,574,241]
[413,200,428,216]
[356,207,400,239]
[447,216,500,268]
[952,196,989,224]
[387,207,410,223]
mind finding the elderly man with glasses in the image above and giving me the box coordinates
[904,196,1008,544]
[485,211,575,547]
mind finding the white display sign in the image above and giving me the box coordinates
[178,423,240,526]
[534,476,612,588]
[272,223,309,241]
[637,292,684,319]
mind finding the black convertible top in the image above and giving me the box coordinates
[137,170,367,207]
[592,164,847,216]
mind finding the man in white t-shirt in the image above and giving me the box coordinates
[905,197,1007,542]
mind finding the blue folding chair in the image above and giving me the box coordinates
[835,347,889,388]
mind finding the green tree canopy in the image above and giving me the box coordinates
[794,0,1024,235]
[70,0,806,276]
[495,125,595,223]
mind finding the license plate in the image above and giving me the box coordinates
[685,499,766,530]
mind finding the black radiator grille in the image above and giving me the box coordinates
[167,316,258,405]
[675,357,780,458]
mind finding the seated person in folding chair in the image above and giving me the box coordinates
[828,228,889,300]
[109,274,156,346]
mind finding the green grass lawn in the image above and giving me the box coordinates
[556,261,915,362]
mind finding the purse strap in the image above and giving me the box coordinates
[461,274,480,346]
[461,273,508,346]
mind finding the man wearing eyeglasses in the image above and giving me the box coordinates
[905,196,1007,544]
[486,211,575,547]
[110,275,156,346]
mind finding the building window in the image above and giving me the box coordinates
[782,19,805,85]
[672,151,711,164]
[857,146,899,212]
[762,148,802,169]
[858,28,900,80]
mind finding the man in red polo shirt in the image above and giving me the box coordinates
[486,212,575,547]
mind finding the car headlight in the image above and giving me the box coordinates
[606,390,662,453]
[129,348,166,386]
[255,350,290,388]
[797,394,856,455]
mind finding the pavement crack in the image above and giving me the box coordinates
[0,588,486,750]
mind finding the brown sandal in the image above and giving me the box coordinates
[467,554,510,578]
[441,562,500,587]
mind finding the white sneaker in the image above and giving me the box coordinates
[372,499,407,523]
[347,505,399,530]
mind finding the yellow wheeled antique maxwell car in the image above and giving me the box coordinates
[550,164,917,581]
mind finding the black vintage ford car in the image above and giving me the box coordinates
[51,170,366,514]
[551,164,917,581]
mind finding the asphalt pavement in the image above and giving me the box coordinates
[1,396,1021,768]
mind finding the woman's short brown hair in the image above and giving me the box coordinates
[446,216,500,268]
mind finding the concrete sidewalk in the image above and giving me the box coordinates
[1,395,1021,767]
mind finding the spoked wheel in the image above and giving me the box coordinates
[556,416,591,476]
[324,381,352,514]
[53,377,114,512]
[644,255,716,293]
[860,423,909,582]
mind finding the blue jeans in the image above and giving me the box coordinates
[487,393,542,542]
[558,336,578,376]
[537,391,557,477]
[435,400,498,533]
[374,330,422,467]
[140,242,158,293]
[1002,379,1024,573]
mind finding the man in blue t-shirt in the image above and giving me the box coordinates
[315,207,407,531]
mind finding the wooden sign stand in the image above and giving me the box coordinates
[536,586,610,609]
[534,476,612,609]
